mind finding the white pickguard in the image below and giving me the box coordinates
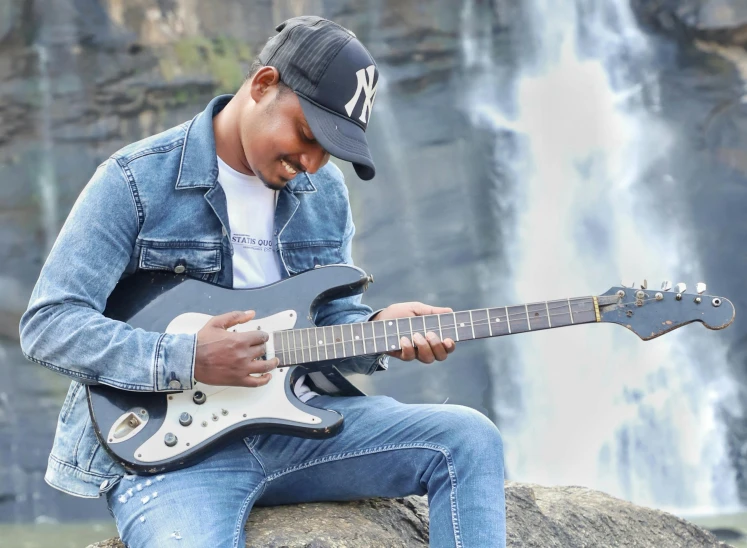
[134,310,321,463]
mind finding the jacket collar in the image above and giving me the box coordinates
[175,94,316,194]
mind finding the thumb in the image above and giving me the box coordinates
[211,310,255,330]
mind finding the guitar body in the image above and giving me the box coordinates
[87,264,373,474]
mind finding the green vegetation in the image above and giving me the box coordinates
[159,35,253,94]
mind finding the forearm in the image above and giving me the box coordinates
[19,159,196,392]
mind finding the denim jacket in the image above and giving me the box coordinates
[19,95,386,498]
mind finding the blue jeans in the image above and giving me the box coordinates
[106,395,506,547]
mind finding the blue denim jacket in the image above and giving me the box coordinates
[19,95,386,498]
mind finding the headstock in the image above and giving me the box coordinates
[598,280,735,340]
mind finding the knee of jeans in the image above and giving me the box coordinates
[442,405,504,459]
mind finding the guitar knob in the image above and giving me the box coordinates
[661,281,672,291]
[179,412,192,426]
[193,391,206,405]
[696,282,707,294]
[164,433,177,447]
[674,283,687,294]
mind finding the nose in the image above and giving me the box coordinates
[301,146,330,174]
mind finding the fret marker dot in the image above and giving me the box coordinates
[355,336,360,340]
[390,345,396,349]
[388,321,393,326]
[495,318,501,322]
[460,323,465,327]
[318,340,323,345]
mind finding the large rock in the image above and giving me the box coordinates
[86,482,733,547]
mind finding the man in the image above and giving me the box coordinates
[19,16,506,547]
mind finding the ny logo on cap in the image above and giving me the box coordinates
[344,65,377,125]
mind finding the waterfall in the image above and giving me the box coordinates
[461,0,741,512]
[34,43,59,256]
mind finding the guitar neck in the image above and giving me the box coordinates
[274,296,601,366]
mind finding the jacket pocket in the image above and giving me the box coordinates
[139,241,222,274]
[279,240,343,275]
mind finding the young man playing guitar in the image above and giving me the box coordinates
[20,16,506,547]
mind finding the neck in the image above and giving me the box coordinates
[213,95,254,176]
[274,296,601,367]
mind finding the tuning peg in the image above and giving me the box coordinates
[696,282,706,294]
[674,282,687,294]
[640,279,648,289]
[621,280,635,288]
[661,281,672,291]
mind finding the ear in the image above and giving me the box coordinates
[249,66,282,105]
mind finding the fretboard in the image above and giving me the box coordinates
[274,296,599,367]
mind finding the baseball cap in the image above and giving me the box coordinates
[258,16,378,181]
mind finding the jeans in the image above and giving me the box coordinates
[106,394,506,547]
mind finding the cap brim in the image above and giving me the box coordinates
[297,95,376,181]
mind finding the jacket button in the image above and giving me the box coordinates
[168,379,182,390]
[174,265,186,274]
[99,479,109,490]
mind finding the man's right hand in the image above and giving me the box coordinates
[194,310,278,387]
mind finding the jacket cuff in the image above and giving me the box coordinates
[155,333,197,391]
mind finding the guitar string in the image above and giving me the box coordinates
[275,296,663,361]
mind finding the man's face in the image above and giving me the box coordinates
[239,75,331,190]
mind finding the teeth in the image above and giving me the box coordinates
[281,159,297,175]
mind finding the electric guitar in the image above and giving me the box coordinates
[87,265,735,474]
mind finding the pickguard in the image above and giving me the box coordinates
[132,310,322,463]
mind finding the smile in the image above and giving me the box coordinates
[281,159,297,175]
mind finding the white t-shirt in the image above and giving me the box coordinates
[218,156,318,402]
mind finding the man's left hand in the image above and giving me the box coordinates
[371,302,456,364]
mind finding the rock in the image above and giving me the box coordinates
[85,482,733,547]
[632,0,747,46]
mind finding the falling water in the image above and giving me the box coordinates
[34,43,59,255]
[461,0,740,512]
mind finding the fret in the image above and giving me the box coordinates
[312,327,322,361]
[567,299,574,324]
[342,324,355,358]
[487,308,509,336]
[545,301,552,328]
[436,314,444,340]
[411,316,426,339]
[505,307,512,334]
[524,305,531,331]
[332,325,345,357]
[424,314,441,340]
[469,310,476,338]
[551,299,573,326]
[352,323,365,356]
[396,318,411,342]
[299,329,308,364]
[318,327,328,360]
[275,332,285,366]
[372,321,386,353]
[291,329,303,363]
[471,309,491,339]
[362,321,375,353]
[570,298,597,324]
[285,330,293,365]
[324,325,336,358]
[507,305,529,333]
[527,302,551,330]
[455,311,472,341]
[440,312,457,342]
[384,320,399,352]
